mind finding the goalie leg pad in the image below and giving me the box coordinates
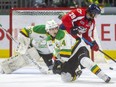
[26,47,41,62]
[16,33,30,54]
[0,47,41,74]
[1,55,30,74]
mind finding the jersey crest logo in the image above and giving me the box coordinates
[86,21,92,27]
[80,20,85,25]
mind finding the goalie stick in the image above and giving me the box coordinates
[0,24,47,74]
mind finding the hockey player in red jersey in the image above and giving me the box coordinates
[57,4,111,83]
[60,4,101,52]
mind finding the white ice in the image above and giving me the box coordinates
[0,60,116,87]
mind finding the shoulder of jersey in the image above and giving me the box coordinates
[75,8,86,16]
[55,29,65,40]
[33,25,46,34]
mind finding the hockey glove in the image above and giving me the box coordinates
[70,26,87,35]
[90,41,99,51]
[52,60,63,74]
[70,26,79,35]
[58,12,66,19]
[77,26,87,34]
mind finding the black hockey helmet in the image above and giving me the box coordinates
[87,4,101,15]
[86,4,101,20]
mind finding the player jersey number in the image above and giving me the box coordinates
[69,9,82,19]
[69,12,76,19]
[76,9,82,14]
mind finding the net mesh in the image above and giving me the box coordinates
[13,10,68,15]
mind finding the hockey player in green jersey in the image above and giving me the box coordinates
[46,20,111,83]
[0,24,53,74]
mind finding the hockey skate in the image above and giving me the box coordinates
[103,75,111,83]
[76,70,82,78]
[71,70,82,81]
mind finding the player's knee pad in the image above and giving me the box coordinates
[61,72,77,82]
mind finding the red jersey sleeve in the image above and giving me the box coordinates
[61,8,85,33]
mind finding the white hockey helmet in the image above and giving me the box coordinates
[45,20,58,32]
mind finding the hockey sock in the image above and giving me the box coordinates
[80,57,111,82]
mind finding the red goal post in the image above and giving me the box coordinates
[10,7,105,62]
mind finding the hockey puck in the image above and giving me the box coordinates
[109,67,113,70]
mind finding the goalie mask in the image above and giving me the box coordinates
[45,20,58,32]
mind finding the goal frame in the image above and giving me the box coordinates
[10,7,95,61]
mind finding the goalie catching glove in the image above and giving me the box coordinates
[90,41,99,51]
[70,26,87,35]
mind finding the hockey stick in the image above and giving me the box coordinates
[81,37,116,70]
[0,24,18,44]
[82,37,116,63]
[0,24,47,74]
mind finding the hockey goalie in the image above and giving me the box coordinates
[0,25,54,74]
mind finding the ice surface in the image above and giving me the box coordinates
[0,60,116,87]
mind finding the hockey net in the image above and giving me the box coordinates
[10,8,106,63]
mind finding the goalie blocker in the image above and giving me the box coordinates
[0,47,41,74]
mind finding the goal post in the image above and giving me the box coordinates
[10,7,106,63]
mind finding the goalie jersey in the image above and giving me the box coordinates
[20,25,51,54]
